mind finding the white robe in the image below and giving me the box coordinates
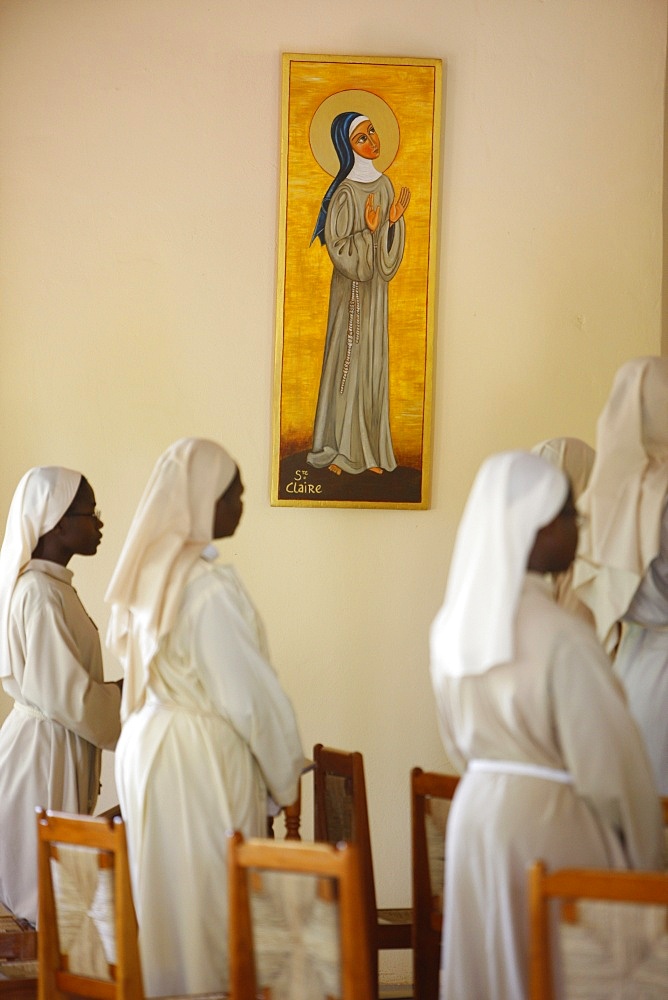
[0,559,121,923]
[614,519,668,794]
[433,574,663,1000]
[115,558,304,997]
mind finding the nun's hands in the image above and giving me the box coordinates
[390,186,411,223]
[365,194,381,232]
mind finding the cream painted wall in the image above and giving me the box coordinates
[0,0,665,981]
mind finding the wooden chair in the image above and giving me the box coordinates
[35,809,227,1000]
[312,745,412,996]
[0,969,38,1000]
[410,769,459,1000]
[227,832,375,1000]
[0,900,38,1000]
[528,860,668,1000]
[0,909,36,964]
[95,804,123,822]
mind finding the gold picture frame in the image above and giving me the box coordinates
[271,53,442,509]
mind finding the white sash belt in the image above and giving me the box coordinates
[468,758,573,785]
[13,700,48,721]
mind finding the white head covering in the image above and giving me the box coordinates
[347,115,382,183]
[572,357,668,648]
[430,451,568,681]
[0,466,82,678]
[532,437,595,502]
[105,438,237,719]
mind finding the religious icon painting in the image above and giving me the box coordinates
[271,53,442,509]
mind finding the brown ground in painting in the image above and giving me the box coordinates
[277,451,422,506]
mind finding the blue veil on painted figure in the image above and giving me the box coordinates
[307,111,410,477]
[310,110,361,247]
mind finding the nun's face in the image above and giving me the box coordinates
[350,120,380,160]
[213,470,244,539]
[58,479,103,558]
[527,490,579,575]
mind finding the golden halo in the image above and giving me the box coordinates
[309,90,400,176]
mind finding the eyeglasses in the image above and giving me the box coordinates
[65,508,102,521]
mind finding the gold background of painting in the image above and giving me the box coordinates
[273,54,441,492]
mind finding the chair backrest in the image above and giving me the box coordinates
[313,744,370,849]
[528,860,668,1000]
[410,768,459,1000]
[227,832,375,1000]
[312,745,377,952]
[36,809,144,1000]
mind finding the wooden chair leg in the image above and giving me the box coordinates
[283,785,302,841]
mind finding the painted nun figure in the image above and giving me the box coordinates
[307,111,410,476]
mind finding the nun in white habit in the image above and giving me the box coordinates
[430,451,662,1000]
[0,467,121,924]
[106,438,305,997]
[573,357,668,793]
